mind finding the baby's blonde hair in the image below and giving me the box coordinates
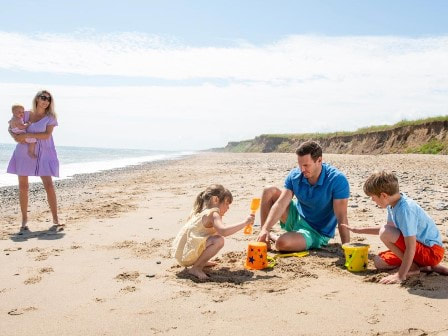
[11,104,24,112]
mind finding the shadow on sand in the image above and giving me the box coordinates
[9,228,65,242]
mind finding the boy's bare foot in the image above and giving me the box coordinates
[407,269,420,277]
[204,261,217,267]
[407,265,420,277]
[421,264,448,275]
[188,267,209,280]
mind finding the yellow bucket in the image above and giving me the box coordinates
[342,243,370,272]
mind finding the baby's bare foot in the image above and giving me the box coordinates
[188,267,209,280]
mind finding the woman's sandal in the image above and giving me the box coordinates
[49,224,65,232]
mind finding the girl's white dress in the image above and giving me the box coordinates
[172,207,219,267]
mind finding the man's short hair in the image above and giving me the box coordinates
[363,171,399,196]
[295,140,322,161]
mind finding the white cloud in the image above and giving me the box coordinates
[1,32,448,81]
[1,32,447,150]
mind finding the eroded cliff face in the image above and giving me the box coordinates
[222,120,448,154]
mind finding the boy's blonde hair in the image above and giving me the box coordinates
[363,171,399,196]
[191,184,233,215]
[11,104,24,112]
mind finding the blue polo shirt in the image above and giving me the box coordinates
[284,163,350,237]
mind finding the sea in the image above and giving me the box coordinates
[0,143,194,187]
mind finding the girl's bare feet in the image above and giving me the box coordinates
[188,267,209,280]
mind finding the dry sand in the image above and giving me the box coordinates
[1,152,448,336]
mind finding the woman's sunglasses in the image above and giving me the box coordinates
[38,95,52,102]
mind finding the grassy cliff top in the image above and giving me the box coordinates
[258,115,448,140]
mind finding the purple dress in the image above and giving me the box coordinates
[7,111,59,177]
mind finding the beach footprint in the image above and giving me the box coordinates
[7,306,37,316]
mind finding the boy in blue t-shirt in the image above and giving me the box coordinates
[342,171,448,284]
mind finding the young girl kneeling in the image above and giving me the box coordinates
[173,184,254,280]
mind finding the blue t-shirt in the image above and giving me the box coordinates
[387,193,443,247]
[284,162,350,237]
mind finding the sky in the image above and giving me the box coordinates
[1,0,448,151]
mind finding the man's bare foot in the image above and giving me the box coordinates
[188,267,209,280]
[421,264,448,275]
[204,261,217,267]
[265,234,279,251]
[270,234,279,242]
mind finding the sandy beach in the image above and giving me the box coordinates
[1,152,448,336]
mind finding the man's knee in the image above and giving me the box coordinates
[262,186,281,201]
[275,234,304,251]
[275,237,288,251]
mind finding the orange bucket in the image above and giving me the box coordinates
[244,242,270,270]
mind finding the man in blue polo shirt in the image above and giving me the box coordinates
[257,140,350,251]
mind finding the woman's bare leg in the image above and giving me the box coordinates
[18,176,29,228]
[40,176,59,224]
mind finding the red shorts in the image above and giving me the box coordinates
[379,234,445,267]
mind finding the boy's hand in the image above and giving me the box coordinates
[379,273,405,284]
[340,223,358,233]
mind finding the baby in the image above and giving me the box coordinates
[9,104,37,159]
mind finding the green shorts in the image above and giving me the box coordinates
[280,200,330,249]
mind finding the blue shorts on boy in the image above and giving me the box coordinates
[283,162,350,244]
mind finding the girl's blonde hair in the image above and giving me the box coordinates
[32,90,57,120]
[191,184,233,215]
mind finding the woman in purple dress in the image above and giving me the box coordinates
[7,90,64,233]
